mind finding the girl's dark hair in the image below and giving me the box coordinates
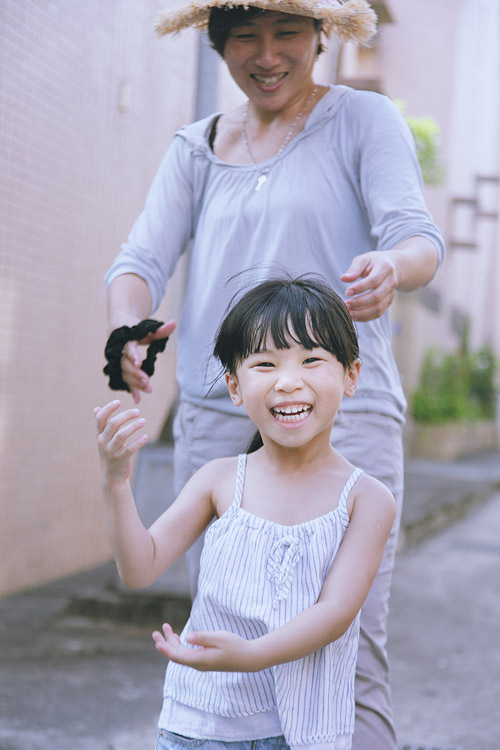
[208,6,324,57]
[213,275,359,377]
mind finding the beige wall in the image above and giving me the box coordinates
[3,1,498,597]
[371,0,458,392]
[0,3,347,597]
[0,1,197,596]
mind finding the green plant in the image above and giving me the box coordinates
[411,345,497,424]
[395,100,444,185]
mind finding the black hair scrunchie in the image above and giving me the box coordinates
[103,319,169,391]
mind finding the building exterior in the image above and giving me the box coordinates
[1,0,498,596]
[0,1,193,596]
[348,0,500,394]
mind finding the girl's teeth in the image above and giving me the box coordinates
[272,405,311,421]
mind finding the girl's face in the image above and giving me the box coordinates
[223,12,320,114]
[226,338,360,453]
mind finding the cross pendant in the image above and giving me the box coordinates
[255,174,267,192]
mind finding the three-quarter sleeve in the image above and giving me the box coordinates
[105,135,196,313]
[353,93,445,269]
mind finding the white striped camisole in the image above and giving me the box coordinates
[160,455,363,746]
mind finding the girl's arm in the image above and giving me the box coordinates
[153,474,395,671]
[95,400,216,589]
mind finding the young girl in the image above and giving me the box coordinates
[95,276,395,750]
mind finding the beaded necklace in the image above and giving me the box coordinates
[241,85,318,192]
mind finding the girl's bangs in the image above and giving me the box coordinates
[245,302,323,356]
[213,274,359,377]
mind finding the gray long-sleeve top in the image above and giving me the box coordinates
[105,85,445,423]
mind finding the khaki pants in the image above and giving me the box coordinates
[173,402,404,750]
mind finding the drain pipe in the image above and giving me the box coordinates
[195,31,219,119]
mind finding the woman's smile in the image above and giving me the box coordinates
[223,12,320,114]
[251,72,288,90]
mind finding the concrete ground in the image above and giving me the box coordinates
[1,450,499,750]
[388,489,500,750]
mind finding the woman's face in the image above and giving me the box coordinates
[223,12,320,113]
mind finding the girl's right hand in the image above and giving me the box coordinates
[94,400,148,485]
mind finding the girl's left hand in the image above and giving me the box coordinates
[152,623,258,672]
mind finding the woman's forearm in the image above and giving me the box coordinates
[106,273,153,332]
[387,236,440,291]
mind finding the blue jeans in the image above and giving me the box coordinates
[155,731,290,750]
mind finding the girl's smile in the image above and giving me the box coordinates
[270,401,312,425]
[226,340,360,452]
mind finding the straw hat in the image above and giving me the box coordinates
[155,0,377,46]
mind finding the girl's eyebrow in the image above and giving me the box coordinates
[250,348,273,355]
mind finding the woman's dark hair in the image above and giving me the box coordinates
[213,275,359,376]
[208,6,323,57]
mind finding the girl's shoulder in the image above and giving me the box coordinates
[194,455,240,516]
[348,470,396,522]
[193,455,239,483]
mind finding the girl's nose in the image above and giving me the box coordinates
[274,370,304,393]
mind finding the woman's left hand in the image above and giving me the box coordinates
[152,623,258,672]
[341,251,398,322]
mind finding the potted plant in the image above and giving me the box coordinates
[407,335,498,460]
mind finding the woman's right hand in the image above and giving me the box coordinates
[95,400,148,485]
[121,320,176,403]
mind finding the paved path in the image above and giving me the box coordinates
[388,491,500,750]
[1,450,499,749]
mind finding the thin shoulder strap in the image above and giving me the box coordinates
[233,454,247,508]
[339,467,363,511]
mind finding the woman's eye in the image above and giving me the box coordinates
[233,32,255,40]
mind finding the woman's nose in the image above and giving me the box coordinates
[254,36,281,68]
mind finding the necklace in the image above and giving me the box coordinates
[241,85,318,192]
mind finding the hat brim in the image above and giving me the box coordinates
[155,0,377,46]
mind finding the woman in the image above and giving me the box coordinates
[104,2,445,748]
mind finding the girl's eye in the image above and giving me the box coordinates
[254,361,274,368]
[304,357,321,365]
